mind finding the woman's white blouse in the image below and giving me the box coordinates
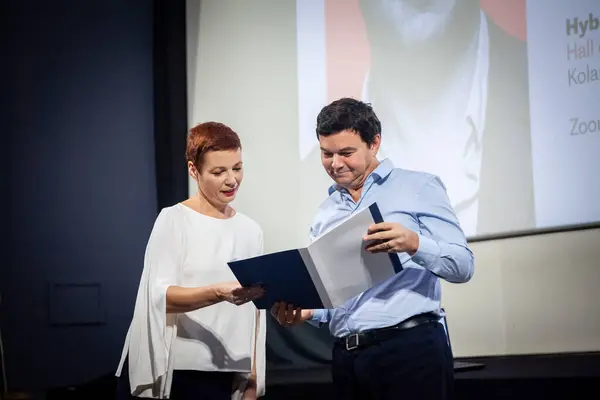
[115,203,266,399]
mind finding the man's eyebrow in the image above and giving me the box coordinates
[320,147,356,152]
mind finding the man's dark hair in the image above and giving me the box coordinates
[316,97,381,145]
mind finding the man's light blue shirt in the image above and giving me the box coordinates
[309,158,474,339]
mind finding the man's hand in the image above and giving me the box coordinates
[363,222,419,255]
[270,302,314,326]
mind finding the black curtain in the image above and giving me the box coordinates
[153,0,189,210]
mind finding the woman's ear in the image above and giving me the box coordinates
[187,161,198,180]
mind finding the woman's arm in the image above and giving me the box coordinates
[165,284,223,313]
[147,210,264,314]
[166,282,264,314]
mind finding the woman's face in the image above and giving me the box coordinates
[189,148,243,206]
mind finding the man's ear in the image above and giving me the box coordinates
[370,134,381,154]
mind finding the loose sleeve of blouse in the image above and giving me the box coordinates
[127,207,184,398]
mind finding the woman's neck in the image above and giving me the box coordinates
[182,192,235,219]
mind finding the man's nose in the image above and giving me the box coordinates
[331,154,342,168]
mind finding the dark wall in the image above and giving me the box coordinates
[4,0,158,395]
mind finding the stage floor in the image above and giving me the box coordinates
[44,352,600,399]
[264,352,600,400]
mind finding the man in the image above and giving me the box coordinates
[272,98,474,399]
[357,0,534,237]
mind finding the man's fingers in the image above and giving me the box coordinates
[363,230,395,242]
[367,222,394,234]
[277,302,288,325]
[270,302,279,319]
[293,307,303,324]
[270,302,304,326]
[286,303,295,323]
[365,240,394,253]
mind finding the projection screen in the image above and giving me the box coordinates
[187,0,600,241]
[296,0,600,239]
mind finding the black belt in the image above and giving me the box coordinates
[334,312,439,351]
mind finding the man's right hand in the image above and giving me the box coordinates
[270,302,314,326]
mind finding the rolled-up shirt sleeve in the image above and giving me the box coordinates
[410,175,475,283]
[310,308,331,324]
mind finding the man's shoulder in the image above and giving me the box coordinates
[387,167,441,190]
[389,166,434,180]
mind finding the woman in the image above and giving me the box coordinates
[116,122,267,399]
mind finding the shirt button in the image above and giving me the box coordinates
[419,261,425,266]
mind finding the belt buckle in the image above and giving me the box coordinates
[345,333,360,351]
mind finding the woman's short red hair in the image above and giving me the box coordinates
[186,122,242,168]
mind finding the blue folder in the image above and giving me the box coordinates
[227,203,402,310]
[228,249,324,310]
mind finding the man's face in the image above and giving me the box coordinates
[362,0,459,45]
[319,130,380,189]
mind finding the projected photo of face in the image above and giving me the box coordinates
[362,0,460,45]
[296,0,534,238]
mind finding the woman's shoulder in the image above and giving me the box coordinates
[156,203,184,220]
[149,204,189,232]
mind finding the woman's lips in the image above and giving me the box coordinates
[222,188,237,197]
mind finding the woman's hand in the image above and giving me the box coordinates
[242,375,257,400]
[216,281,265,306]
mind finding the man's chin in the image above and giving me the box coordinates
[332,177,353,187]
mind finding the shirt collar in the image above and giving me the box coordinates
[328,158,394,195]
